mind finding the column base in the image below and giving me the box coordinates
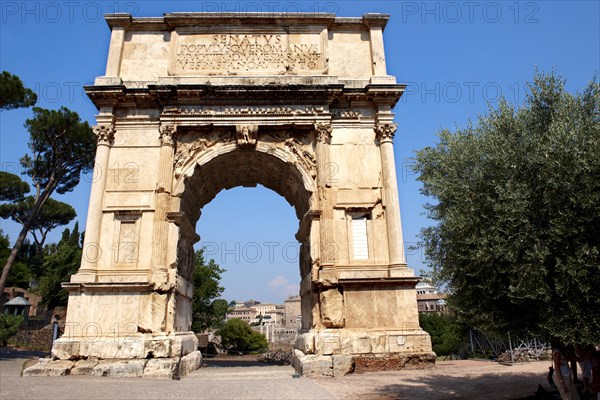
[293,328,435,377]
[23,332,201,378]
[292,350,436,377]
[51,331,198,360]
[23,351,202,378]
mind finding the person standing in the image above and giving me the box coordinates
[590,351,600,400]
[575,344,595,395]
[554,344,581,400]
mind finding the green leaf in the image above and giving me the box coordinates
[0,71,37,111]
[412,71,600,343]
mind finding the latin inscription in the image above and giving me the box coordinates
[176,33,323,72]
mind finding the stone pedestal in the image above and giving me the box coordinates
[292,350,436,377]
[51,332,199,361]
[25,332,200,378]
[293,328,435,377]
[23,350,202,379]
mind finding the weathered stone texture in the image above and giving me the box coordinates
[353,353,437,374]
[23,352,201,379]
[142,358,179,378]
[49,11,433,378]
[297,354,334,378]
[70,358,100,375]
[332,354,355,377]
[91,360,147,377]
[178,351,202,376]
[23,359,74,377]
[319,289,345,328]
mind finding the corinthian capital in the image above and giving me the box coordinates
[314,123,333,144]
[375,123,398,143]
[93,125,115,146]
[160,125,177,146]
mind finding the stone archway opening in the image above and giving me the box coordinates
[176,129,316,334]
[191,184,304,366]
[180,131,313,222]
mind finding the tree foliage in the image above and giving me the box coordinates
[0,172,29,202]
[413,71,600,344]
[38,223,82,309]
[16,239,43,281]
[217,318,268,353]
[0,314,23,346]
[21,107,96,195]
[4,262,31,289]
[0,231,31,289]
[0,71,37,111]
[191,248,227,332]
[209,299,230,330]
[0,106,95,293]
[0,197,76,256]
[419,313,466,356]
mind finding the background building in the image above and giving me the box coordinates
[284,296,301,326]
[415,280,447,313]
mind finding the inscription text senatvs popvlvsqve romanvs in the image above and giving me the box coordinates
[176,34,322,71]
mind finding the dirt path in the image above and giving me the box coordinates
[0,348,335,400]
[0,348,563,400]
[313,360,553,400]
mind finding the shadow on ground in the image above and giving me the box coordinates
[0,347,47,360]
[369,370,548,400]
[202,355,277,368]
[203,359,268,368]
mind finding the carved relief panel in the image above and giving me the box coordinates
[173,128,233,178]
[170,119,320,183]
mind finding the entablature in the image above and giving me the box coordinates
[84,83,405,110]
[104,12,389,31]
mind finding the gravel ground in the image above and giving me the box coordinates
[314,359,552,400]
[1,348,556,400]
[0,348,335,400]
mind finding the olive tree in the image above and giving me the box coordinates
[413,71,600,344]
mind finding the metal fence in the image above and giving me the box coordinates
[449,330,550,363]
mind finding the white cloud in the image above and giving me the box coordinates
[269,275,287,288]
[268,275,299,298]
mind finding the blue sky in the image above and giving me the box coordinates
[1,1,598,304]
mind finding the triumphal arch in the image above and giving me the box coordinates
[33,12,434,378]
